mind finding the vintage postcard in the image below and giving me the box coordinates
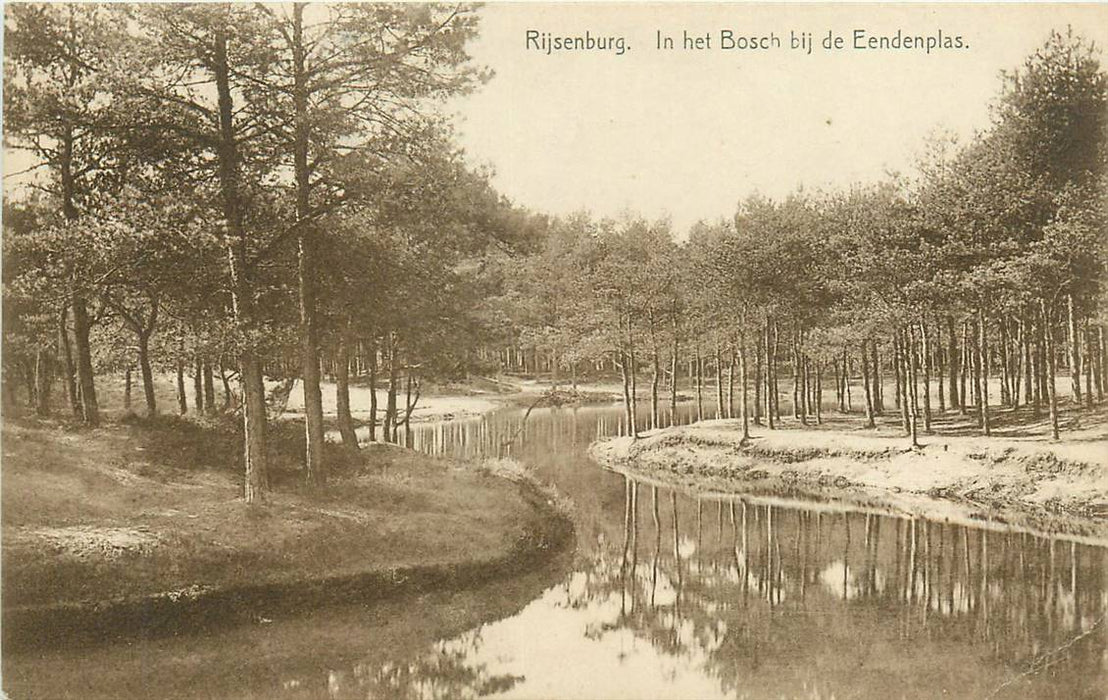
[3,2,1107,698]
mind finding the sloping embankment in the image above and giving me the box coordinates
[3,479,572,651]
[590,419,1108,541]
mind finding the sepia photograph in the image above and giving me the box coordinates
[2,2,1107,698]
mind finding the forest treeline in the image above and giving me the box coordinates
[503,29,1108,446]
[3,5,1105,503]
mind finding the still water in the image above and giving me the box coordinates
[6,404,1107,699]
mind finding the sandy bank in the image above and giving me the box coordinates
[589,417,1108,541]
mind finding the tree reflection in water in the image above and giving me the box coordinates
[343,408,1107,699]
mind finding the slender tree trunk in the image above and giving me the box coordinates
[139,333,157,416]
[1023,315,1034,410]
[367,336,378,442]
[814,360,823,425]
[58,305,79,417]
[669,325,679,427]
[765,321,775,429]
[176,360,187,414]
[71,298,99,427]
[978,308,991,436]
[872,341,883,413]
[998,318,1010,407]
[650,331,660,430]
[792,327,802,420]
[1041,300,1059,440]
[290,5,326,483]
[897,332,910,433]
[193,357,205,414]
[202,360,215,414]
[122,364,132,413]
[754,325,764,425]
[920,319,932,433]
[907,327,921,447]
[861,340,875,428]
[727,347,736,420]
[214,26,266,503]
[695,343,704,422]
[771,318,781,421]
[336,330,359,452]
[1066,294,1081,404]
[385,335,399,442]
[963,321,972,417]
[628,322,638,432]
[219,360,233,410]
[1083,319,1093,408]
[1097,326,1106,400]
[936,322,946,413]
[1030,315,1042,416]
[715,345,724,420]
[739,336,750,441]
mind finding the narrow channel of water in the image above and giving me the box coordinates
[5,403,1106,699]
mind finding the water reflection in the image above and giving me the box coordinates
[380,405,1108,699]
[7,403,1106,699]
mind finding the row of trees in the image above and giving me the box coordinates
[3,3,532,502]
[4,18,1104,504]
[500,30,1107,444]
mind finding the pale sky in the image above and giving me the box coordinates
[448,3,1108,235]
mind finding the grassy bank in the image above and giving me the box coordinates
[590,405,1108,541]
[1,413,571,649]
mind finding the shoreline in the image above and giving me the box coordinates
[3,478,573,652]
[589,416,1108,542]
[1,416,574,652]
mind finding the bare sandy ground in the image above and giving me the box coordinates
[590,413,1108,540]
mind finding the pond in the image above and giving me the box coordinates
[6,403,1106,699]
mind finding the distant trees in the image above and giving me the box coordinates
[500,30,1105,443]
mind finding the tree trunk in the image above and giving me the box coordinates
[920,319,932,433]
[998,318,1011,407]
[1041,300,1059,440]
[906,327,920,448]
[695,343,703,422]
[792,328,802,420]
[214,26,267,503]
[669,328,679,427]
[960,321,970,415]
[34,349,54,416]
[872,341,883,413]
[385,335,399,443]
[291,5,326,484]
[739,336,750,441]
[176,360,187,414]
[241,355,269,503]
[861,340,875,428]
[1083,319,1093,408]
[1067,295,1081,404]
[650,338,660,430]
[727,348,736,420]
[193,357,204,413]
[977,309,991,436]
[368,336,379,442]
[715,345,724,420]
[123,364,132,413]
[202,360,215,414]
[754,325,764,425]
[71,297,99,427]
[219,360,233,410]
[335,330,359,452]
[139,333,157,416]
[58,305,79,417]
[936,321,946,413]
